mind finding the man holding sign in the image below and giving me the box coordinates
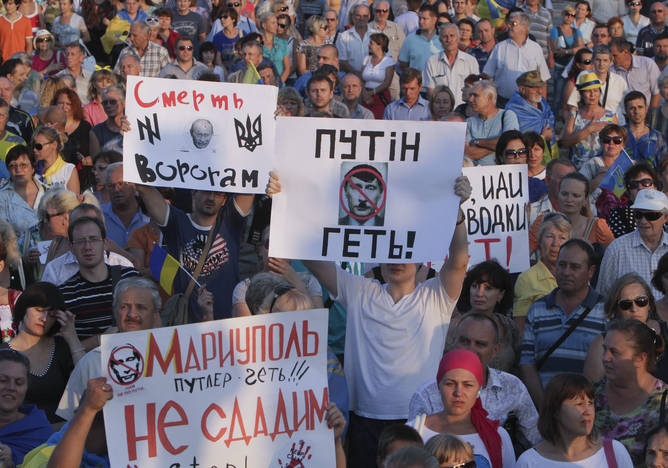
[267,172,471,468]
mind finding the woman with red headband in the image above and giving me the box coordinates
[407,349,516,468]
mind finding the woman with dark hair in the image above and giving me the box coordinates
[0,146,47,236]
[608,162,663,238]
[457,18,476,52]
[652,253,668,322]
[524,131,547,179]
[89,150,122,205]
[516,373,632,468]
[199,41,227,81]
[622,0,649,45]
[407,349,516,468]
[0,348,53,466]
[608,16,625,38]
[445,260,521,374]
[594,320,667,466]
[211,7,241,70]
[562,48,594,121]
[361,32,394,119]
[156,8,181,58]
[0,282,83,424]
[574,1,595,46]
[549,5,584,117]
[495,130,548,203]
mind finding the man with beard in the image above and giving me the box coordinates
[654,33,668,71]
[505,71,555,144]
[339,165,385,226]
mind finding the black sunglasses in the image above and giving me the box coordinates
[504,148,528,159]
[44,210,67,221]
[580,58,592,65]
[564,12,575,16]
[277,6,288,11]
[634,210,664,221]
[268,284,295,314]
[36,37,52,43]
[627,178,654,190]
[227,2,240,6]
[375,8,388,12]
[601,136,623,144]
[220,14,229,18]
[629,1,641,5]
[102,99,119,106]
[618,296,650,310]
[33,141,53,150]
[178,45,194,50]
[444,462,476,468]
[277,22,287,27]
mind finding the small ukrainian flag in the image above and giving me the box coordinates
[599,150,634,199]
[149,244,181,294]
[243,61,264,85]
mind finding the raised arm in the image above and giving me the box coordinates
[440,175,471,299]
[136,185,169,225]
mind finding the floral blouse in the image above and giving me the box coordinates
[593,378,666,467]
[569,109,615,170]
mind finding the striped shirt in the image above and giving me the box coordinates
[61,265,139,339]
[520,286,606,386]
[522,5,553,61]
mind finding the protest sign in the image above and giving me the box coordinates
[123,76,277,193]
[269,117,465,263]
[102,309,335,468]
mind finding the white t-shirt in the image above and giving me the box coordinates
[362,55,395,90]
[333,269,456,419]
[516,440,633,468]
[47,163,76,189]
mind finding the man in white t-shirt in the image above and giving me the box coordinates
[266,172,472,468]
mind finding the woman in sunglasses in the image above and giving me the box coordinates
[621,0,649,45]
[211,7,241,70]
[31,126,79,194]
[561,49,594,122]
[494,130,548,204]
[584,274,668,382]
[516,373,633,468]
[31,30,65,77]
[425,434,476,468]
[592,320,666,466]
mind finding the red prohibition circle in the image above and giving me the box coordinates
[107,345,144,386]
[339,167,387,221]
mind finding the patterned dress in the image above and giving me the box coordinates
[569,109,615,169]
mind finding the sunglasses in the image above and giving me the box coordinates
[444,462,476,468]
[277,6,288,11]
[44,210,66,221]
[564,12,575,16]
[268,284,295,314]
[634,210,664,221]
[627,178,654,190]
[652,9,665,14]
[178,45,194,50]
[580,58,592,65]
[629,1,641,5]
[102,99,119,106]
[146,16,159,24]
[601,136,623,144]
[277,22,287,27]
[33,141,53,150]
[504,148,528,159]
[36,37,52,43]
[220,14,229,18]
[543,212,572,223]
[618,295,650,310]
[375,8,388,12]
[227,2,240,6]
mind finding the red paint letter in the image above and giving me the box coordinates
[125,403,157,461]
[157,400,189,455]
[134,80,158,108]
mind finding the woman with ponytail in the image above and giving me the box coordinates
[517,373,632,468]
[407,349,516,468]
[593,319,667,466]
[31,126,79,193]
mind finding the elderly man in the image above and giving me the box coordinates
[394,0,420,36]
[637,2,668,57]
[397,4,442,73]
[599,189,668,299]
[56,277,163,421]
[611,37,661,109]
[341,73,374,119]
[529,158,576,224]
[89,85,125,155]
[0,77,33,142]
[60,216,139,351]
[383,68,430,121]
[0,59,30,111]
[520,239,607,407]
[56,42,92,105]
[654,33,668,71]
[118,53,143,85]
[623,91,667,168]
[483,11,550,108]
[324,9,339,43]
[408,313,541,446]
[171,0,207,58]
[505,71,555,144]
[337,5,378,73]
[465,80,520,165]
[228,41,263,83]
[469,19,496,71]
[423,24,479,107]
[114,21,170,78]
[158,36,209,79]
[102,162,149,248]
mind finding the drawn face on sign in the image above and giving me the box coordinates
[190,119,214,149]
[109,345,143,385]
[339,163,387,227]
[345,174,383,218]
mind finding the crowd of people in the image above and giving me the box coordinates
[1,0,668,467]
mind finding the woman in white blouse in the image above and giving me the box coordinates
[621,0,649,45]
[361,32,394,120]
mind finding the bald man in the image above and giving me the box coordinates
[190,119,213,149]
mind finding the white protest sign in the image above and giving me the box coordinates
[102,309,334,468]
[123,76,277,193]
[36,240,52,264]
[269,117,465,263]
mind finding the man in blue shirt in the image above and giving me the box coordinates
[383,67,430,120]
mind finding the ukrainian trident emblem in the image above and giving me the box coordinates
[234,114,262,152]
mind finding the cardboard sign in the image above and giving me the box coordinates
[269,117,466,263]
[123,76,278,193]
[102,309,335,468]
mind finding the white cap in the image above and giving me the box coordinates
[631,189,668,212]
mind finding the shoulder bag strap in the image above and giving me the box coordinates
[536,293,602,370]
[583,217,596,240]
[183,213,219,301]
[500,110,507,133]
[601,73,610,109]
[603,439,618,468]
[110,265,122,326]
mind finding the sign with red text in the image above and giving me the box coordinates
[123,76,278,193]
[101,309,334,468]
[269,117,466,263]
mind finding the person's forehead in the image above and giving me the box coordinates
[627,97,646,107]
[66,46,82,55]
[342,76,361,86]
[356,5,369,13]
[457,318,495,341]
[73,220,103,237]
[121,57,139,67]
[108,167,124,180]
[119,288,154,306]
[325,10,337,17]
[558,245,587,262]
[350,173,379,184]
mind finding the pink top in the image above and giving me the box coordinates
[31,50,66,75]
[83,101,106,126]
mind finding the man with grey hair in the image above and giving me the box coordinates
[423,23,479,107]
[56,276,160,421]
[118,53,143,85]
[90,85,125,155]
[341,74,374,119]
[482,11,550,107]
[102,162,149,248]
[324,8,340,43]
[57,42,92,104]
[337,4,378,73]
[114,21,170,77]
[465,80,520,165]
[228,41,264,83]
[42,203,137,286]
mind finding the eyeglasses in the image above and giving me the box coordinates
[634,210,664,221]
[32,141,53,151]
[618,295,650,310]
[326,17,337,21]
[509,21,520,26]
[601,136,623,144]
[106,181,133,191]
[268,284,295,314]
[564,12,575,17]
[652,9,666,14]
[146,17,159,24]
[277,22,287,28]
[36,37,52,43]
[504,148,528,159]
[7,162,30,171]
[627,178,654,190]
[375,8,388,12]
[276,6,288,11]
[227,2,240,6]
[443,462,476,468]
[44,211,66,222]
[101,99,119,106]
[579,58,592,65]
[178,45,194,51]
[629,1,641,5]
[354,14,369,18]
[320,25,328,29]
[72,236,104,247]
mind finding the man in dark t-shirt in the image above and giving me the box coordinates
[171,0,207,58]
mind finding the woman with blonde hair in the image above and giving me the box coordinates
[428,85,455,121]
[295,15,330,75]
[425,433,475,468]
[37,76,67,113]
[277,86,304,116]
[31,126,79,193]
[82,69,118,126]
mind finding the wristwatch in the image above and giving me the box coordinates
[471,138,480,146]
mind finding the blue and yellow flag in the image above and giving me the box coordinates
[599,150,634,199]
[243,61,264,85]
[476,0,505,28]
[149,244,181,294]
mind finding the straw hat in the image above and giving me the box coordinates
[575,71,603,91]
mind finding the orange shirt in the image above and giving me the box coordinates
[0,14,32,61]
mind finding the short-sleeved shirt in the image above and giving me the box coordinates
[465,109,520,165]
[394,10,419,36]
[612,54,660,105]
[114,42,171,78]
[0,14,32,61]
[636,24,668,57]
[160,199,247,322]
[61,265,139,339]
[171,10,207,57]
[383,96,431,121]
[520,286,606,386]
[423,50,480,108]
[398,30,443,71]
[513,259,557,318]
[336,27,379,73]
[101,203,150,248]
[523,5,552,60]
[263,37,290,76]
[624,124,667,168]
